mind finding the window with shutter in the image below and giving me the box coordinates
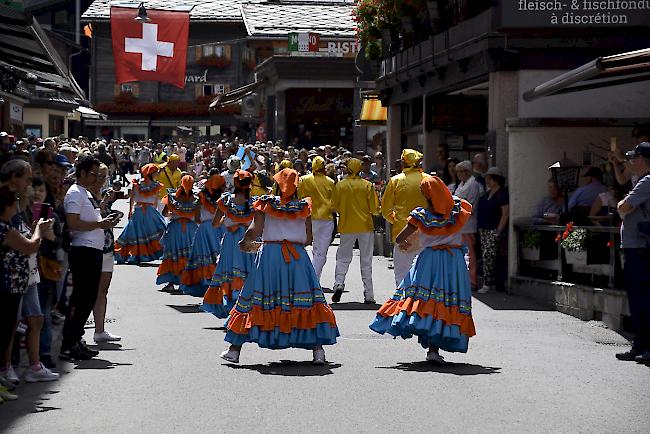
[203,45,214,57]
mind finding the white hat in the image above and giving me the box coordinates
[227,156,241,171]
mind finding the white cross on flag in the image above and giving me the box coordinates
[111,6,189,88]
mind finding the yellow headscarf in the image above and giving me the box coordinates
[280,159,293,169]
[346,158,363,176]
[401,149,423,168]
[311,156,325,173]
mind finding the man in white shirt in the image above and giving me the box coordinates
[61,155,117,361]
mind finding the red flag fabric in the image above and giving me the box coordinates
[110,6,189,88]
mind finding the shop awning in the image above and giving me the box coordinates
[209,80,265,109]
[75,105,107,120]
[523,48,650,101]
[356,97,387,126]
[0,5,86,100]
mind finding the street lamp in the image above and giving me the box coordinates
[548,153,581,215]
[135,3,150,22]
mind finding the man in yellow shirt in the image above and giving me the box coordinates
[381,149,429,286]
[156,153,182,210]
[332,158,379,304]
[298,156,335,282]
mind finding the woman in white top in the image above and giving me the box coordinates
[62,154,117,360]
[221,168,339,365]
[454,160,483,290]
[370,176,476,363]
[114,164,167,264]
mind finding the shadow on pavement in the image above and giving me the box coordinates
[71,359,133,370]
[379,361,501,375]
[203,326,227,331]
[92,342,135,351]
[331,302,381,311]
[473,292,554,311]
[0,379,63,427]
[225,360,342,376]
[166,304,202,313]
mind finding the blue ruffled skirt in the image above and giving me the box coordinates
[201,227,255,318]
[180,222,225,297]
[369,247,476,353]
[156,218,198,285]
[225,243,339,349]
[114,205,166,264]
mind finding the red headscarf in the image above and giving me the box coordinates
[273,168,300,204]
[420,176,454,219]
[233,169,252,189]
[175,174,194,198]
[204,173,225,193]
[140,163,159,179]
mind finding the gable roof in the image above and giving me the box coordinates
[241,0,355,37]
[81,0,243,22]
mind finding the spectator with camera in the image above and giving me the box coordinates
[616,142,650,364]
[60,155,119,360]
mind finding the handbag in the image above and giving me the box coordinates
[38,256,62,281]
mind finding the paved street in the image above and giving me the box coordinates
[2,205,649,433]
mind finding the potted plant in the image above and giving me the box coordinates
[560,225,588,266]
[521,230,541,261]
[353,0,398,60]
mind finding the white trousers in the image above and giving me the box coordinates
[311,219,334,280]
[393,246,422,287]
[335,232,374,298]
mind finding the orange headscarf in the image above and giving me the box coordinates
[420,176,454,219]
[140,163,159,178]
[175,174,194,198]
[204,173,225,193]
[273,168,300,204]
[233,169,252,189]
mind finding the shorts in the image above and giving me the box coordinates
[20,284,43,318]
[102,252,115,273]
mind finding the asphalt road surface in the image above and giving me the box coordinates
[2,201,649,433]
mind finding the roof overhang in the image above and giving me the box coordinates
[523,48,650,101]
[76,105,107,120]
[0,5,86,101]
[209,80,265,109]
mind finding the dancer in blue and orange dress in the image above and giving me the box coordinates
[369,175,475,363]
[220,168,339,365]
[180,170,226,297]
[114,163,167,264]
[201,170,256,317]
[157,175,199,292]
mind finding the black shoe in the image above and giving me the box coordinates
[616,349,640,361]
[331,285,344,303]
[60,344,93,361]
[40,354,57,369]
[77,341,99,357]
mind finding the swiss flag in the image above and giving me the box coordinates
[110,6,189,89]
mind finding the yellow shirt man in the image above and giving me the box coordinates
[156,155,182,201]
[333,166,379,233]
[298,157,335,221]
[332,158,379,303]
[381,149,429,286]
[298,156,335,280]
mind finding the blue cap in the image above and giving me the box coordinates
[626,142,650,159]
[55,153,72,168]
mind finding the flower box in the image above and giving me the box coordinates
[564,250,587,266]
[522,247,541,261]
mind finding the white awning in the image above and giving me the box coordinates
[75,106,107,120]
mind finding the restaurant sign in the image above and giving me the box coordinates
[501,0,650,27]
